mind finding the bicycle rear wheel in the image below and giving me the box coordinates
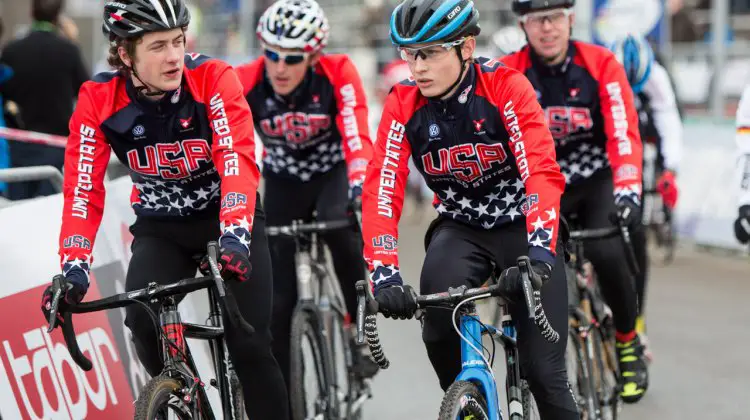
[438,380,490,420]
[289,307,333,420]
[134,376,193,420]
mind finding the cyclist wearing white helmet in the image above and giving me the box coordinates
[608,33,684,355]
[491,25,527,56]
[234,0,378,389]
[734,85,750,244]
[40,0,290,417]
[502,0,649,403]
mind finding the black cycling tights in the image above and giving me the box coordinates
[123,202,289,420]
[631,221,649,318]
[263,163,367,389]
[421,218,580,419]
[560,171,639,335]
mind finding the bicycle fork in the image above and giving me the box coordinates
[500,309,525,420]
[160,298,207,415]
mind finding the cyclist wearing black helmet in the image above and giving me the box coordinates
[39,0,290,417]
[502,0,649,403]
[361,0,579,417]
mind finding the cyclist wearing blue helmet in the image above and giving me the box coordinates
[502,0,649,403]
[609,34,684,362]
[361,0,579,417]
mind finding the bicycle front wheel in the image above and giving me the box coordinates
[289,307,333,420]
[134,376,193,420]
[438,380,490,420]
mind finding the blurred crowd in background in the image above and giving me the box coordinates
[0,0,748,201]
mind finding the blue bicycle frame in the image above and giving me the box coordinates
[453,303,525,420]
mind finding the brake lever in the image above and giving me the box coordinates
[355,280,378,344]
[516,257,536,320]
[47,275,67,333]
[206,241,226,297]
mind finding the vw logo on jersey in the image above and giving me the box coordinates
[429,124,440,138]
[132,125,145,136]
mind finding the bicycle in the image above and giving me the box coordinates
[45,241,252,419]
[355,256,561,420]
[642,141,676,264]
[266,210,371,420]
[563,216,640,420]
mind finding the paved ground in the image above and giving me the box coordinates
[362,206,750,420]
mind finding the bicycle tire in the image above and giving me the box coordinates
[567,329,600,419]
[289,307,333,420]
[438,380,490,420]
[134,376,193,420]
[229,373,246,420]
[521,379,541,420]
[592,326,620,420]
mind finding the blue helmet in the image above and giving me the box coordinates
[609,34,654,94]
[389,0,480,46]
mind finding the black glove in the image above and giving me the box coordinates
[614,197,641,229]
[41,270,88,329]
[349,181,363,211]
[497,259,552,303]
[375,284,418,320]
[201,236,252,282]
[734,205,750,244]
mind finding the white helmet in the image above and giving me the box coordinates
[256,0,330,53]
[491,26,527,56]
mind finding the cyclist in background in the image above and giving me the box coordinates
[502,0,649,403]
[491,25,527,57]
[234,0,378,389]
[734,85,750,244]
[609,33,683,359]
[376,58,432,219]
[361,0,579,417]
[39,0,289,417]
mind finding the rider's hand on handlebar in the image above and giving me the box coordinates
[348,180,363,211]
[656,170,678,209]
[40,270,88,329]
[734,205,750,244]
[496,259,552,302]
[375,285,417,320]
[200,236,252,282]
[614,196,641,229]
[371,265,416,319]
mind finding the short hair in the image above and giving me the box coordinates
[32,0,64,23]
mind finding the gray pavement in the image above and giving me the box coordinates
[361,210,750,420]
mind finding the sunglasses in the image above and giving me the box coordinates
[263,46,308,65]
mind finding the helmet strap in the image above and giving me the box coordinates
[128,64,167,98]
[426,46,468,101]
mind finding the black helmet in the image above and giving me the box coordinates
[390,0,480,46]
[511,0,575,16]
[102,0,190,40]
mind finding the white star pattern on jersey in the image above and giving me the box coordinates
[369,260,402,291]
[435,178,526,230]
[221,216,253,251]
[614,184,642,206]
[61,253,93,282]
[263,141,344,181]
[527,208,556,249]
[133,177,221,216]
[557,143,608,184]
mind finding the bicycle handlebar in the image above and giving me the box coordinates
[46,241,253,372]
[354,256,560,370]
[266,218,354,237]
[568,219,640,277]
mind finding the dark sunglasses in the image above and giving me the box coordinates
[263,47,308,65]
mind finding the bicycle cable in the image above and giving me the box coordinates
[452,294,496,382]
[129,299,193,366]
